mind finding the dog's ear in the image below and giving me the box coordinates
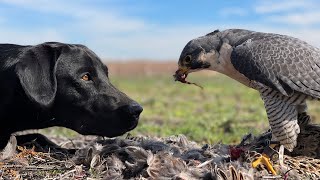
[15,43,63,108]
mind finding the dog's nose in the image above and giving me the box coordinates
[127,103,143,117]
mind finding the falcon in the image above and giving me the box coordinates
[174,29,320,152]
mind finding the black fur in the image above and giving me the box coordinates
[0,42,143,149]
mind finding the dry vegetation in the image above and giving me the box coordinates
[1,131,320,179]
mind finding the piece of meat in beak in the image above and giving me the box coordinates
[173,68,188,82]
[173,68,203,89]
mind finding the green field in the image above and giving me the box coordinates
[43,73,320,145]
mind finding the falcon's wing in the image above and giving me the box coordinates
[230,32,320,97]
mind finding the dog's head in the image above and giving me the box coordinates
[15,42,143,137]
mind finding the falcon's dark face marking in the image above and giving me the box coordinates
[179,48,211,70]
[174,32,222,81]
[178,41,211,71]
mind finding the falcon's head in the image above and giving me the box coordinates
[174,30,223,81]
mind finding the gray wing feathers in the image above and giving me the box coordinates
[230,32,320,98]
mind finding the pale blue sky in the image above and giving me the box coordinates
[0,0,320,60]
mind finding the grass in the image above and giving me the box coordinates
[42,73,320,145]
[111,73,268,144]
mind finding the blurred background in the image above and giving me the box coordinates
[2,0,320,144]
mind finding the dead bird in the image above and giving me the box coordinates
[67,133,320,179]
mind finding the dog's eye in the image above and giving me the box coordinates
[81,73,92,81]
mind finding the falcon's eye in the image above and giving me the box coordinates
[184,55,192,63]
[81,73,92,81]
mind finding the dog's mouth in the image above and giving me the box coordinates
[127,119,139,131]
[78,124,136,137]
[75,115,139,137]
[56,99,142,138]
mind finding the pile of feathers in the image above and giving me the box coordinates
[1,124,320,179]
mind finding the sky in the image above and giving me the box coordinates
[0,0,320,60]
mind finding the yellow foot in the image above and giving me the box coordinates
[252,153,277,175]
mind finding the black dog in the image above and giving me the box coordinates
[0,42,143,149]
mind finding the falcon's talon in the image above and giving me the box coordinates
[269,142,280,149]
[252,153,277,175]
[263,146,279,161]
[238,133,254,146]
